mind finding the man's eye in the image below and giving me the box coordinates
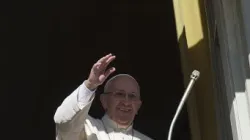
[116,92,124,96]
[128,94,136,99]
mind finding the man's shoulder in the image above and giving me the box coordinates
[133,129,154,140]
[85,115,103,126]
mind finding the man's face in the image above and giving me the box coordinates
[101,76,141,127]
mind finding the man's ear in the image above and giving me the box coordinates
[135,100,142,114]
[100,94,108,111]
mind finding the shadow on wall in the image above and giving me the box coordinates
[177,17,234,140]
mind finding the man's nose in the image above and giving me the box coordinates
[123,100,131,106]
[122,96,131,105]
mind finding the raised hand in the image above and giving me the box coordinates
[85,54,116,90]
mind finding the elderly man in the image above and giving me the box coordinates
[54,54,153,140]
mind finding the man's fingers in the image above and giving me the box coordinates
[92,53,115,76]
[100,55,115,69]
[98,67,115,82]
[104,67,116,78]
[106,55,116,65]
[93,62,102,71]
[97,53,112,64]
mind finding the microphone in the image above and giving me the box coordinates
[167,70,200,140]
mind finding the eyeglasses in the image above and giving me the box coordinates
[105,91,140,101]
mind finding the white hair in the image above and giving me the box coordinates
[104,74,139,92]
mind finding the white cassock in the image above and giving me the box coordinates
[54,82,153,140]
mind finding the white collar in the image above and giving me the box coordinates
[101,113,133,133]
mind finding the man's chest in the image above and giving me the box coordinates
[85,131,135,140]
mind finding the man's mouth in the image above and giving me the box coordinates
[117,107,132,113]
